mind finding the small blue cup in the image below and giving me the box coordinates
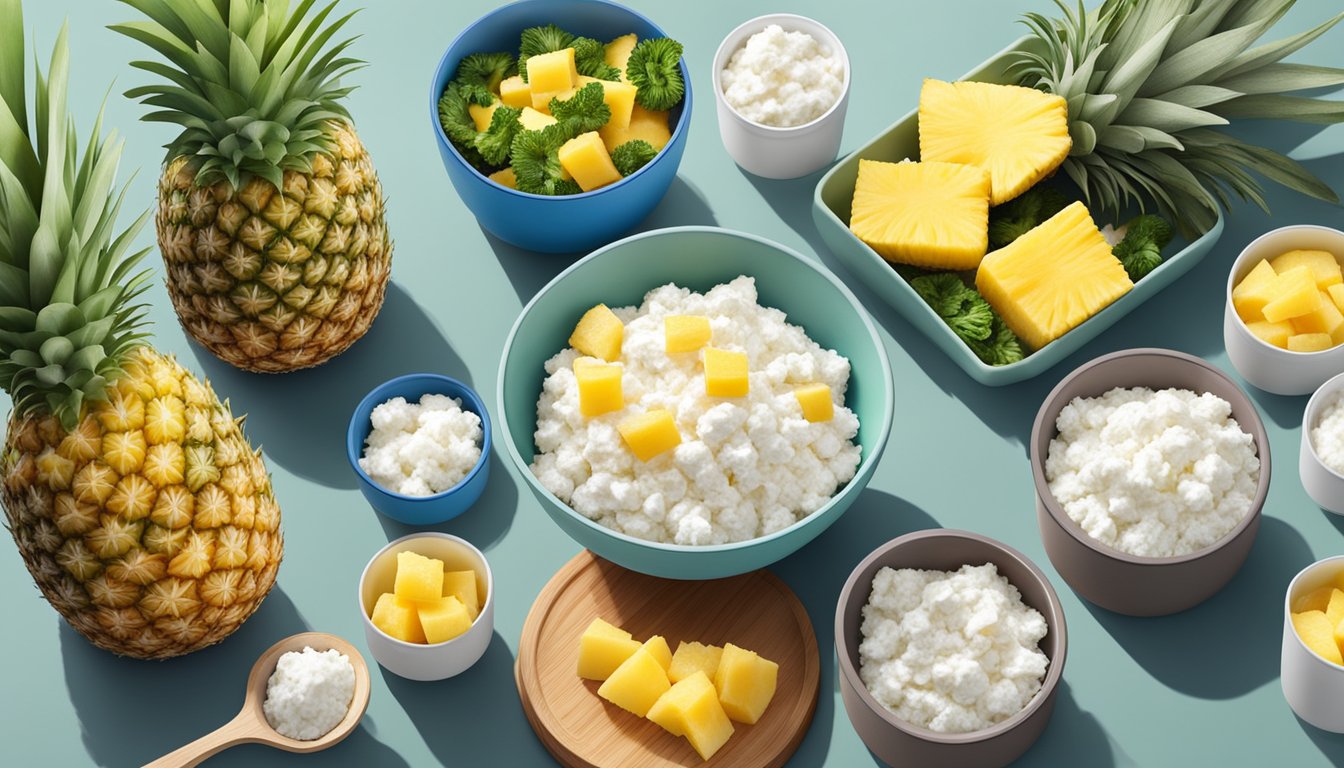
[346,373,492,525]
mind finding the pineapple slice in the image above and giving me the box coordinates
[641,635,673,672]
[647,671,735,760]
[1245,319,1294,349]
[1232,259,1278,321]
[1288,333,1333,353]
[569,304,624,361]
[849,159,991,270]
[600,104,671,152]
[1262,267,1323,323]
[1293,610,1344,664]
[976,201,1132,349]
[605,33,639,81]
[499,75,531,108]
[558,131,623,192]
[577,618,642,680]
[418,595,473,644]
[442,569,480,620]
[468,100,499,133]
[919,78,1072,205]
[668,641,724,683]
[598,647,672,717]
[1271,249,1343,290]
[714,643,779,725]
[371,593,426,643]
[394,551,444,603]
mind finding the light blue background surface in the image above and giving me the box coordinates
[2,1,1343,766]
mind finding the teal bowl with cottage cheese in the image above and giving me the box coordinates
[498,226,893,579]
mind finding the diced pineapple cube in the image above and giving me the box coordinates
[574,358,624,417]
[468,100,499,133]
[668,641,724,683]
[518,106,558,131]
[618,409,681,462]
[442,569,479,620]
[849,159,991,270]
[1263,266,1322,323]
[714,643,779,725]
[1245,319,1294,349]
[642,635,673,672]
[647,671,735,760]
[418,595,473,644]
[1293,610,1344,665]
[1294,585,1338,613]
[499,75,531,108]
[600,104,671,152]
[1326,589,1344,628]
[1330,284,1344,314]
[665,315,712,353]
[577,75,638,130]
[488,167,517,189]
[605,33,638,82]
[794,384,834,422]
[1271,249,1343,290]
[703,347,749,397]
[558,131,623,192]
[526,48,578,94]
[577,618,642,680]
[1292,292,1344,337]
[1232,259,1278,321]
[1288,333,1333,353]
[597,647,672,717]
[569,304,623,361]
[394,551,444,603]
[371,593,426,643]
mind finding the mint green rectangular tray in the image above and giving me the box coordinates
[812,39,1225,386]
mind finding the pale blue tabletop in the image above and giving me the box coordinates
[4,1,1344,766]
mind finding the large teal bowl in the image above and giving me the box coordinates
[498,226,894,579]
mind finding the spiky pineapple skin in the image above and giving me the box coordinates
[157,121,392,373]
[1,347,282,659]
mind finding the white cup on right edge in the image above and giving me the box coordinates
[1301,372,1344,516]
[1283,556,1344,732]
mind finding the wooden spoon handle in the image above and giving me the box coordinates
[143,711,269,768]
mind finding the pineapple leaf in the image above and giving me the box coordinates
[1218,63,1344,94]
[0,0,26,138]
[1118,98,1228,132]
[1139,13,1286,97]
[1150,84,1243,109]
[1101,15,1179,104]
[1209,12,1344,81]
[1211,94,1344,124]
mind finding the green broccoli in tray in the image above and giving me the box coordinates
[909,273,1024,367]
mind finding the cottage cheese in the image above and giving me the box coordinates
[359,393,483,496]
[1312,391,1344,475]
[858,563,1049,734]
[262,647,355,741]
[1045,387,1260,558]
[530,277,861,545]
[720,25,844,128]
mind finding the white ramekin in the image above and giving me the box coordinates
[1302,372,1344,515]
[1283,556,1344,731]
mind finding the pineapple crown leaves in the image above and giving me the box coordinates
[0,0,154,430]
[112,0,366,190]
[1010,0,1344,237]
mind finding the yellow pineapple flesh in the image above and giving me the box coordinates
[919,78,1072,206]
[849,159,991,270]
[976,201,1133,349]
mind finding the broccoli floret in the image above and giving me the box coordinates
[518,23,575,83]
[611,140,657,176]
[454,51,516,98]
[987,185,1073,249]
[909,272,1024,366]
[550,82,611,135]
[436,83,489,169]
[511,124,576,195]
[474,104,523,166]
[572,36,621,80]
[626,37,685,111]
[968,316,1025,366]
[1113,214,1174,281]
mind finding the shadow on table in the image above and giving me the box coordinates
[771,488,941,767]
[61,587,310,767]
[189,283,470,490]
[1249,388,1310,431]
[1083,515,1312,700]
[1013,681,1126,767]
[374,450,518,551]
[209,723,409,768]
[1297,715,1344,768]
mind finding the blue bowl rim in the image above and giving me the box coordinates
[497,224,896,554]
[346,372,493,504]
[427,0,693,201]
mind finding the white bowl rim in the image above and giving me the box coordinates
[357,532,495,649]
[1224,223,1344,358]
[1285,555,1344,672]
[1303,371,1344,482]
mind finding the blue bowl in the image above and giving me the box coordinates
[346,373,493,525]
[429,0,692,254]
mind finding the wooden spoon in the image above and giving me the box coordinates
[145,632,372,768]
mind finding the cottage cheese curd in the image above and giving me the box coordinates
[858,563,1049,733]
[359,393,483,496]
[263,647,355,741]
[530,277,861,545]
[720,25,844,128]
[1312,391,1344,475]
[1045,387,1260,558]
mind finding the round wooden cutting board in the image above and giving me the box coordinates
[515,550,820,768]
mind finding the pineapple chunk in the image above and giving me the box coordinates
[642,635,673,672]
[526,48,578,95]
[1262,266,1322,323]
[1327,589,1344,628]
[394,551,444,603]
[569,304,623,361]
[600,104,671,152]
[703,347,749,397]
[618,409,681,462]
[918,78,1072,205]
[1293,610,1344,665]
[647,671,735,760]
[574,358,624,418]
[577,75,638,131]
[597,647,672,717]
[577,618,642,680]
[976,201,1133,350]
[1291,292,1344,337]
[1288,333,1333,353]
[794,384,834,422]
[668,641,724,683]
[1232,259,1278,321]
[1330,284,1344,314]
[518,106,558,131]
[468,100,499,133]
[558,131,622,192]
[442,569,479,620]
[1271,249,1343,290]
[1294,585,1338,613]
[714,643,779,725]
[665,315,712,353]
[848,159,990,270]
[418,595,473,644]
[488,167,517,189]
[605,33,638,81]
[371,593,426,644]
[1245,319,1294,349]
[499,75,531,108]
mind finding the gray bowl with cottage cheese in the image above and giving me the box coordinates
[1030,348,1271,617]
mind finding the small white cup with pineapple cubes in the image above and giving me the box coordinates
[1282,555,1344,731]
[1224,224,1344,396]
[358,532,494,681]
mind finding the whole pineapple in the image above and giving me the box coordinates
[1013,0,1344,237]
[0,6,281,659]
[115,0,392,373]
